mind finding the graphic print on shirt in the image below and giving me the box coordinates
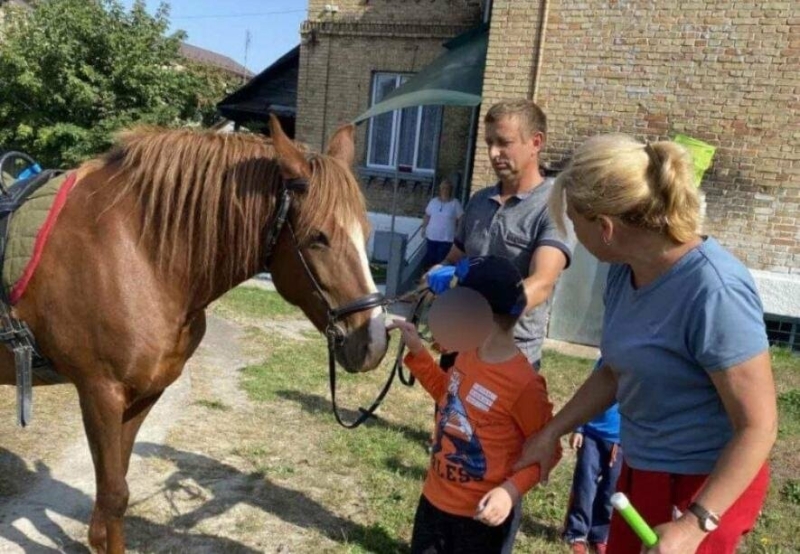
[431,370,487,480]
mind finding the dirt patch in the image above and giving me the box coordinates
[0,313,361,553]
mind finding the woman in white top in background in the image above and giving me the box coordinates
[422,179,464,268]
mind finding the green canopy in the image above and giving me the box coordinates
[353,25,488,124]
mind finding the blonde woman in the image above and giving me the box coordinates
[514,135,777,554]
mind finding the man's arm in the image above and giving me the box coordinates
[522,245,568,312]
[441,243,466,266]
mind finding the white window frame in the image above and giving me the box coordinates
[366,72,441,175]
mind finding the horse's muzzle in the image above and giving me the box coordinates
[334,311,388,373]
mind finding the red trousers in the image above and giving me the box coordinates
[607,462,769,554]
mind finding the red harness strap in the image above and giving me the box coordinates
[10,172,78,304]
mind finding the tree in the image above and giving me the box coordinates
[0,0,237,167]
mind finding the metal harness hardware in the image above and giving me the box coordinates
[0,306,53,427]
[0,168,68,427]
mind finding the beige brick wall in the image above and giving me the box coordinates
[297,3,481,214]
[472,1,541,187]
[477,0,800,273]
[308,0,482,24]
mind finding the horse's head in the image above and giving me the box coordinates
[267,116,388,373]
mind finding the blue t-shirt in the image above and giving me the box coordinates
[601,237,768,474]
[577,358,621,443]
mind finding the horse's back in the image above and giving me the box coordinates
[9,166,203,395]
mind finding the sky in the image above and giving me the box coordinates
[120,0,308,74]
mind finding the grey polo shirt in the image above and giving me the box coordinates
[454,178,575,365]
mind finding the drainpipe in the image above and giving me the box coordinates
[319,35,334,150]
[530,0,550,103]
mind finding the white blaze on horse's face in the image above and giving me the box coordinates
[348,220,387,354]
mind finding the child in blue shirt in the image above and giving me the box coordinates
[563,357,621,554]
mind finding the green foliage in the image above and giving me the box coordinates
[0,0,239,167]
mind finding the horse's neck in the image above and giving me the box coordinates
[187,183,280,311]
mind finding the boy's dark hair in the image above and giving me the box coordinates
[456,256,526,318]
[493,312,520,331]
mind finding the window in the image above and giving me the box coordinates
[366,73,442,174]
[765,315,800,353]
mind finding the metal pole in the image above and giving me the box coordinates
[390,110,403,237]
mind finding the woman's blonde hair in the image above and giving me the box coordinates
[550,134,700,243]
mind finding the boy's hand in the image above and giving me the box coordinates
[386,319,425,355]
[569,432,583,450]
[474,482,519,527]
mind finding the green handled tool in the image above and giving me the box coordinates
[611,492,659,548]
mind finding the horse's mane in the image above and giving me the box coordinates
[97,126,369,292]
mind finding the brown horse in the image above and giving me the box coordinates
[0,116,389,553]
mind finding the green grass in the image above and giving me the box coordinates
[212,287,301,320]
[224,290,800,553]
[780,480,800,505]
[193,399,231,411]
[738,348,800,553]
[235,313,591,552]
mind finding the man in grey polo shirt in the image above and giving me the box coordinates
[437,99,574,369]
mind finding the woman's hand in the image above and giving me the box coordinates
[386,319,425,355]
[642,516,707,554]
[474,482,519,527]
[569,432,583,450]
[512,426,560,482]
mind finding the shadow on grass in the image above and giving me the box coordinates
[274,389,432,446]
[384,455,428,482]
[134,442,408,553]
[519,514,562,543]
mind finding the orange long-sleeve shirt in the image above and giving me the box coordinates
[404,348,560,517]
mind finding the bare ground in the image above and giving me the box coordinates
[0,313,359,554]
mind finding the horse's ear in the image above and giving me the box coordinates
[269,114,310,180]
[326,123,356,167]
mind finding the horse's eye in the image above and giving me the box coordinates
[310,231,330,249]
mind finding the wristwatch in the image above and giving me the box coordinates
[687,502,721,532]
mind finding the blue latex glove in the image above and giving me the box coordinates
[427,258,473,294]
[426,265,457,294]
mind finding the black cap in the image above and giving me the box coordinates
[456,256,526,315]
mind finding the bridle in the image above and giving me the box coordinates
[263,176,425,428]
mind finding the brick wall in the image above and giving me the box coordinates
[476,0,799,273]
[297,2,482,214]
[308,0,482,24]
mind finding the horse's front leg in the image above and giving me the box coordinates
[77,380,129,554]
[121,392,163,475]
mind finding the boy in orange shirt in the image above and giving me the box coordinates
[389,256,560,554]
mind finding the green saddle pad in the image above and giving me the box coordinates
[3,172,70,297]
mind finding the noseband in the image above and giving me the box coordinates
[262,176,393,428]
